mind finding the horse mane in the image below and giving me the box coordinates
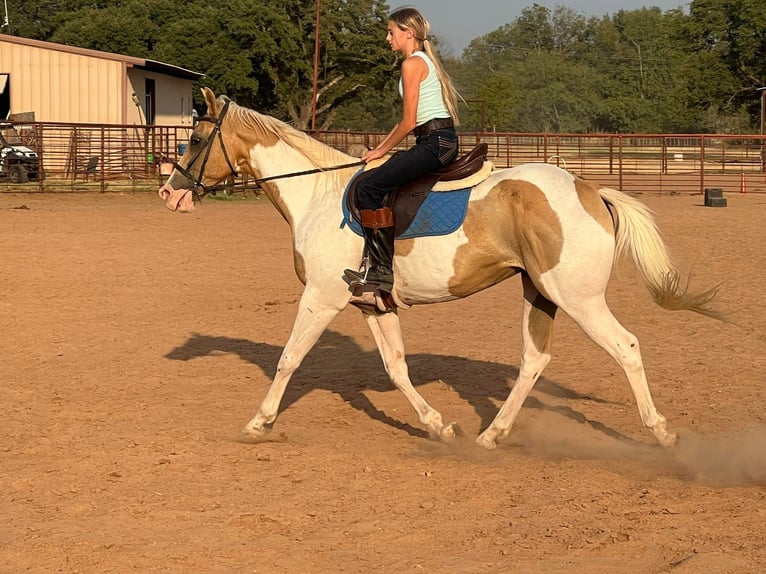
[228,102,352,169]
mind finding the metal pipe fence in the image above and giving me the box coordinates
[3,120,765,195]
[1,121,193,193]
[319,131,766,195]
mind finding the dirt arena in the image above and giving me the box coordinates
[1,189,764,573]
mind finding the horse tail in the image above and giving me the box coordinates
[598,186,722,320]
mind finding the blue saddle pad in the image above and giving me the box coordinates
[341,173,472,239]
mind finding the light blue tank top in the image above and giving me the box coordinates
[398,51,451,125]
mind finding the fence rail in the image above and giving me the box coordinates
[3,120,766,195]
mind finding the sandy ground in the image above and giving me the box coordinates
[1,189,765,573]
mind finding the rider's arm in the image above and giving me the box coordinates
[363,56,427,163]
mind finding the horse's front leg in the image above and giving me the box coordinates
[364,311,457,442]
[243,287,344,437]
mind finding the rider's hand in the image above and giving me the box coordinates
[362,148,386,163]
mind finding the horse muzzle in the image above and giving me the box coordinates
[159,182,196,212]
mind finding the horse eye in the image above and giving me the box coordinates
[190,136,201,146]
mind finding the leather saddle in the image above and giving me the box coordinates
[346,142,489,237]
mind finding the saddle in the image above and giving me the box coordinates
[346,143,489,237]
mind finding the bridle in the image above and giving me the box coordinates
[172,100,239,203]
[172,99,363,203]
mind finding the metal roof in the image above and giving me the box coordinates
[0,33,204,80]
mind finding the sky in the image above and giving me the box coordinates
[403,1,689,55]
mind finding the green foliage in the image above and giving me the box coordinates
[683,0,766,128]
[50,1,166,56]
[281,0,396,129]
[458,4,604,132]
[6,0,766,133]
[455,2,766,133]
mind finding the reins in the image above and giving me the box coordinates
[204,160,365,195]
[172,100,364,201]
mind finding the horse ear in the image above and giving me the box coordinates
[201,87,219,117]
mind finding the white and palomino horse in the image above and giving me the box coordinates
[160,88,719,449]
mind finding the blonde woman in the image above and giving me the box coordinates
[345,5,460,297]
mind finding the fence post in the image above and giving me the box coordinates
[100,126,106,192]
[700,136,706,194]
[618,135,623,190]
[35,123,44,192]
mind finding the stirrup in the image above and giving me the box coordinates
[343,257,370,287]
[343,266,370,287]
[344,270,393,293]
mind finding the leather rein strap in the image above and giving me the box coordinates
[172,100,363,202]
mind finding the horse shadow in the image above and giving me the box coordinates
[164,329,634,444]
[165,330,632,442]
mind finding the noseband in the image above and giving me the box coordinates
[173,100,363,202]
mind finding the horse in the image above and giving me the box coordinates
[159,87,720,449]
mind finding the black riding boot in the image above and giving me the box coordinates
[344,208,395,293]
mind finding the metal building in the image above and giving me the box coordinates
[0,33,203,125]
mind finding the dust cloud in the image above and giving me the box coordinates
[670,426,766,486]
[415,418,766,487]
[515,423,766,486]
[506,412,766,486]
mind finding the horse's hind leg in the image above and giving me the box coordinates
[477,275,557,449]
[242,290,342,437]
[563,296,677,447]
[364,311,457,441]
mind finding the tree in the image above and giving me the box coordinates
[281,0,395,129]
[159,0,395,129]
[4,0,84,39]
[684,0,766,128]
[457,4,602,132]
[583,8,696,132]
[50,0,170,57]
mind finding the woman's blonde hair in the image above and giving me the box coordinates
[389,6,460,124]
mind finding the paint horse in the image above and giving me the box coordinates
[159,88,719,449]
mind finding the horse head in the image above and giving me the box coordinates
[159,88,240,212]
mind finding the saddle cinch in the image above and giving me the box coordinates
[346,142,490,237]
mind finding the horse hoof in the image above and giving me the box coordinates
[659,431,679,448]
[242,423,269,438]
[475,434,497,450]
[440,422,459,442]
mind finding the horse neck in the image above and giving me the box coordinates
[247,137,352,227]
[228,106,355,226]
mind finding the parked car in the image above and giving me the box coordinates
[0,124,40,183]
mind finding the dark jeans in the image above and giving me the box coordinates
[356,128,459,211]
